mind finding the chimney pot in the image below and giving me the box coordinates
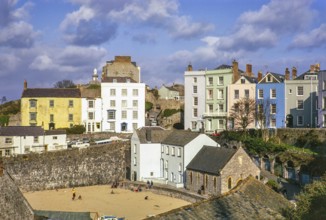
[285,68,290,80]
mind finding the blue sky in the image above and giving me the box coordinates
[1,0,326,100]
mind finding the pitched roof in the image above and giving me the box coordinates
[80,87,101,98]
[101,77,137,83]
[0,126,44,136]
[186,146,237,175]
[149,176,291,220]
[260,72,285,83]
[242,75,258,83]
[136,127,172,144]
[22,88,81,98]
[162,130,201,146]
[215,64,232,70]
[294,71,319,80]
[45,129,66,135]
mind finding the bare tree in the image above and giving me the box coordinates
[255,98,276,133]
[53,80,76,88]
[229,98,256,131]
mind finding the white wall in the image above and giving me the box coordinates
[81,98,102,133]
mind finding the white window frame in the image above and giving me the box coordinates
[297,116,304,126]
[297,100,304,110]
[271,89,276,99]
[258,89,263,99]
[297,86,304,96]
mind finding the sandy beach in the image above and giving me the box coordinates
[24,185,190,220]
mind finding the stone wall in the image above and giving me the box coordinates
[275,128,326,145]
[0,171,34,220]
[68,132,131,142]
[3,142,130,191]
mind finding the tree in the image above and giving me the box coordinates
[54,80,76,88]
[229,98,256,131]
[283,175,326,219]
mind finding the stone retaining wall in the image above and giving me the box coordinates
[3,142,130,192]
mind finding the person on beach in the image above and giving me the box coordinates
[72,188,76,200]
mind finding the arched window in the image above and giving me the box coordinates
[205,175,208,188]
[190,172,193,184]
[213,177,217,190]
[228,177,232,190]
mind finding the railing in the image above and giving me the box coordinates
[202,112,227,117]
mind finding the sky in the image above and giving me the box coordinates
[1,0,326,100]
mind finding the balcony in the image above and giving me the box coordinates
[202,112,227,118]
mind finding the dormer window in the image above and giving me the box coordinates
[241,78,245,84]
[126,78,131,83]
[267,75,272,82]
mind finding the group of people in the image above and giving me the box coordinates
[146,180,154,189]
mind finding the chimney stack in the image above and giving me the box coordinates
[232,60,239,83]
[187,63,193,71]
[285,68,290,80]
[310,64,315,73]
[292,67,297,79]
[315,63,320,72]
[24,80,27,90]
[257,71,263,82]
[246,64,253,77]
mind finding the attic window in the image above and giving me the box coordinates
[241,78,245,84]
[267,75,272,82]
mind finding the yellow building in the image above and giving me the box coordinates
[21,81,82,130]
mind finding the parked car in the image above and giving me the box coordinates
[71,141,90,148]
[98,215,125,220]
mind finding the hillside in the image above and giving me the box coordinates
[0,100,20,126]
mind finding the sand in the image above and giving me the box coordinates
[24,185,190,220]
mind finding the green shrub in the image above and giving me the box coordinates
[145,102,153,111]
[65,125,86,134]
[163,109,180,117]
[0,115,9,126]
[266,179,279,192]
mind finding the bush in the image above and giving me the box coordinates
[163,109,180,117]
[266,179,279,192]
[0,115,9,126]
[65,125,86,134]
[145,102,153,111]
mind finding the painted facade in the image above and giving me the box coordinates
[318,70,326,127]
[158,85,180,100]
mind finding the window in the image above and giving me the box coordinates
[190,172,193,184]
[208,104,213,113]
[297,100,304,110]
[164,160,168,169]
[191,121,196,129]
[267,75,272,82]
[178,163,182,171]
[133,123,138,129]
[177,148,181,157]
[258,89,264,99]
[88,112,94,120]
[30,112,37,121]
[271,118,276,127]
[122,89,127,96]
[323,97,326,109]
[172,147,175,156]
[110,89,116,96]
[107,110,116,119]
[193,86,197,93]
[228,177,232,190]
[133,111,138,119]
[50,114,54,122]
[234,90,239,99]
[271,89,276,99]
[219,119,224,128]
[88,100,94,108]
[208,77,213,85]
[109,122,115,130]
[29,99,37,108]
[214,177,217,189]
[193,77,197,83]
[241,78,245,84]
[133,157,137,166]
[323,81,326,90]
[193,97,198,106]
[271,104,276,114]
[208,89,213,99]
[165,146,169,155]
[110,100,116,107]
[161,145,164,153]
[68,114,73,121]
[5,149,10,156]
[298,116,304,126]
[258,104,263,113]
[33,136,39,143]
[297,86,304,96]
[49,100,54,107]
[218,104,224,112]
[218,76,224,85]
[133,89,138,96]
[234,104,239,113]
[53,136,57,140]
[133,100,138,107]
[193,108,198,117]
[245,103,249,113]
[121,110,127,119]
[121,100,127,107]
[289,89,292,94]
[218,89,224,99]
[133,144,137,154]
[5,138,12,144]
[69,100,73,107]
[245,89,249,98]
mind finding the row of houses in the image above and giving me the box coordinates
[131,127,260,195]
[184,61,326,133]
[21,56,145,134]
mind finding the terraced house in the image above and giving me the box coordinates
[21,80,81,129]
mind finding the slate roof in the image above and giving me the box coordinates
[45,129,66,135]
[0,126,44,136]
[214,64,232,70]
[101,77,137,83]
[136,127,172,144]
[294,71,319,80]
[242,75,258,83]
[22,88,81,98]
[148,176,291,220]
[260,72,285,83]
[186,146,237,175]
[161,130,201,146]
[80,87,101,98]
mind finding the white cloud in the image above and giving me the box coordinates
[60,6,95,31]
[290,23,326,49]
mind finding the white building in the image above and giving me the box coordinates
[184,66,206,131]
[81,70,103,133]
[131,126,172,181]
[131,127,218,188]
[101,77,145,133]
[0,126,67,156]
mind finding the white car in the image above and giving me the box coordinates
[71,141,90,148]
[98,216,125,220]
